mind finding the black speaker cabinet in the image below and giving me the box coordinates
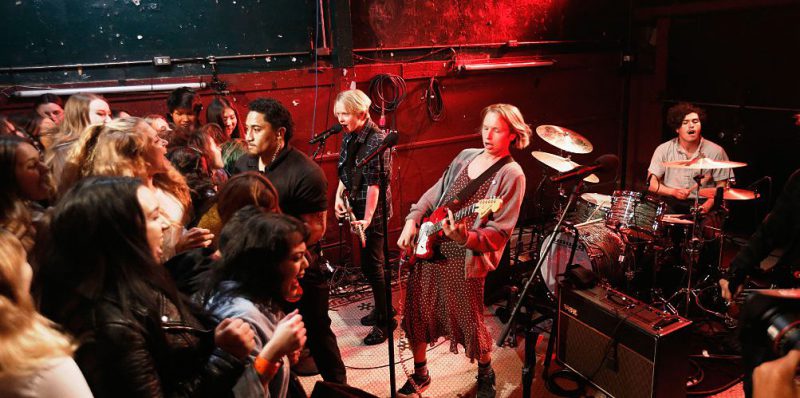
[557,284,692,398]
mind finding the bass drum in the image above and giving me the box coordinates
[539,220,625,293]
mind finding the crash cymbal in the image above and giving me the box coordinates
[698,187,760,200]
[535,125,593,154]
[662,157,747,170]
[532,151,599,183]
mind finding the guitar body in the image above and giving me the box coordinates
[341,190,367,248]
[411,207,449,263]
[406,198,503,266]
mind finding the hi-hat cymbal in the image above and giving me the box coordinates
[662,157,747,170]
[698,187,760,200]
[535,125,593,154]
[532,151,599,183]
[662,214,694,225]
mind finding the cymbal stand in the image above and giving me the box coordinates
[668,174,705,316]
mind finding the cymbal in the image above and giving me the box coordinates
[662,157,747,170]
[532,151,599,183]
[581,193,612,207]
[535,125,593,154]
[662,214,694,225]
[698,187,760,200]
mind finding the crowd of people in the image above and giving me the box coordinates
[0,84,534,398]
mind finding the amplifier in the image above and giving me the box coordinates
[557,284,692,398]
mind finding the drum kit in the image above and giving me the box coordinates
[526,125,760,320]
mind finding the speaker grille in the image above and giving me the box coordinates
[561,314,655,398]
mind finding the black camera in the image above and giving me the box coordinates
[739,289,800,397]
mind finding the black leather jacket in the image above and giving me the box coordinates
[61,291,245,398]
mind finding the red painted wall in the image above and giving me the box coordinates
[1,50,624,250]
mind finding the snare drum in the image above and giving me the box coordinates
[570,193,612,224]
[540,220,625,293]
[606,190,667,240]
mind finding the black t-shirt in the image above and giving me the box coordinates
[232,146,327,219]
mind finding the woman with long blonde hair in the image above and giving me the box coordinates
[44,93,111,185]
[0,230,92,397]
[81,117,212,262]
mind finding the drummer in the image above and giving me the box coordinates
[646,102,733,214]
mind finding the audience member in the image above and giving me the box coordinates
[203,211,309,398]
[207,97,241,139]
[44,93,111,184]
[0,230,93,398]
[0,135,54,254]
[33,93,65,125]
[37,176,254,397]
[144,114,172,139]
[166,87,201,130]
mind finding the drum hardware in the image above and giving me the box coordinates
[532,151,599,183]
[535,125,594,154]
[497,178,590,398]
[606,190,667,240]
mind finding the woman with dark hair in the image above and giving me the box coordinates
[203,211,308,398]
[0,135,54,254]
[37,176,256,398]
[169,172,282,297]
[199,171,280,247]
[34,93,65,125]
[207,97,242,140]
[8,113,51,152]
[167,87,202,131]
[167,128,225,220]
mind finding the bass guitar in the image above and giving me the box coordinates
[407,197,503,265]
[341,190,367,248]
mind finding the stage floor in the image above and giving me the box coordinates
[296,282,744,397]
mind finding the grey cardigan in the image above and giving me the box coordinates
[405,148,526,278]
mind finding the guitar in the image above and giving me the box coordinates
[341,190,367,248]
[407,197,503,265]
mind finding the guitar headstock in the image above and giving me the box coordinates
[475,198,503,218]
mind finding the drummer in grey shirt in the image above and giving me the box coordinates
[647,102,732,213]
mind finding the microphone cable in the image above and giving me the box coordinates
[425,77,444,122]
[368,73,406,116]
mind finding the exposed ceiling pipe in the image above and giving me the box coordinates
[12,82,207,98]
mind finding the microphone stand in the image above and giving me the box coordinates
[310,134,329,161]
[377,146,398,398]
[496,178,586,398]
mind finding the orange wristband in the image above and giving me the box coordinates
[254,356,282,377]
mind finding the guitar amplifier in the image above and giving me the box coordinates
[557,284,692,398]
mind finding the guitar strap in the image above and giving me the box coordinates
[445,155,513,208]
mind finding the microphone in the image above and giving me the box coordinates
[357,131,399,168]
[746,176,772,190]
[308,124,343,144]
[550,154,619,183]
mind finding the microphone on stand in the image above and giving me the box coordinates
[308,124,343,144]
[550,154,620,183]
[357,131,399,168]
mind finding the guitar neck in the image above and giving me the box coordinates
[431,203,477,233]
